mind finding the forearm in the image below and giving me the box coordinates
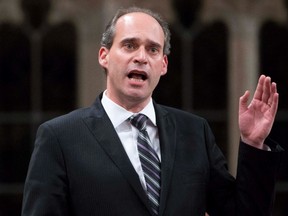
[206,137,283,215]
[235,141,283,215]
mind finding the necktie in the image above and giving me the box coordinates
[130,114,161,215]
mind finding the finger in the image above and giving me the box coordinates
[262,76,272,104]
[253,75,265,101]
[239,90,250,114]
[270,85,279,119]
[267,82,277,106]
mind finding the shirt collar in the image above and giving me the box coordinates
[101,90,157,128]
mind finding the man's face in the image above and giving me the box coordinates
[99,12,168,111]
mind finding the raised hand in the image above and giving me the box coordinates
[239,75,279,149]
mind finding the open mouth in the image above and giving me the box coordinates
[128,71,148,81]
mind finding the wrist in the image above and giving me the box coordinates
[240,136,265,150]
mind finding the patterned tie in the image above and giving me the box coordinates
[130,114,161,215]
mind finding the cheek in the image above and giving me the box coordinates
[108,59,123,74]
[109,55,129,71]
[150,73,162,88]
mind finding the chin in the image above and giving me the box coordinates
[126,92,149,101]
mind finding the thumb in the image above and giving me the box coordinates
[239,90,250,114]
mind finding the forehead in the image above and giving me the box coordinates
[114,12,165,45]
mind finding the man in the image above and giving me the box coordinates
[22,7,283,216]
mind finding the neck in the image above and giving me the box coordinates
[104,90,151,113]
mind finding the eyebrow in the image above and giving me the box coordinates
[120,37,162,49]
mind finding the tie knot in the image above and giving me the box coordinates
[130,114,148,131]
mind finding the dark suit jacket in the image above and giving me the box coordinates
[22,94,283,216]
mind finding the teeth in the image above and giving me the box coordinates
[130,77,144,82]
[131,74,142,79]
[128,73,147,80]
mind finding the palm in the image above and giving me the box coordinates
[239,75,278,148]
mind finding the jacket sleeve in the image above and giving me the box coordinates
[204,120,283,216]
[235,140,283,216]
[21,123,71,216]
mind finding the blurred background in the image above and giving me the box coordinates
[0,0,287,215]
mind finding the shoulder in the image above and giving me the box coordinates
[42,96,103,129]
[45,107,90,126]
[37,106,95,138]
[157,104,206,121]
[155,104,209,129]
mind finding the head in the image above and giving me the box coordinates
[101,7,171,56]
[98,7,170,112]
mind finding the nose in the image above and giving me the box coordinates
[133,46,147,65]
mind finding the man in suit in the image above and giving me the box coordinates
[22,7,283,216]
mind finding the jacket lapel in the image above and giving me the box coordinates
[82,96,152,213]
[83,96,177,216]
[154,104,177,216]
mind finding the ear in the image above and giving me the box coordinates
[160,55,168,76]
[98,47,109,68]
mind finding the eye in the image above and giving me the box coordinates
[147,45,161,55]
[150,47,159,54]
[124,43,135,50]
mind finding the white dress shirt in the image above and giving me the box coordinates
[101,91,161,189]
